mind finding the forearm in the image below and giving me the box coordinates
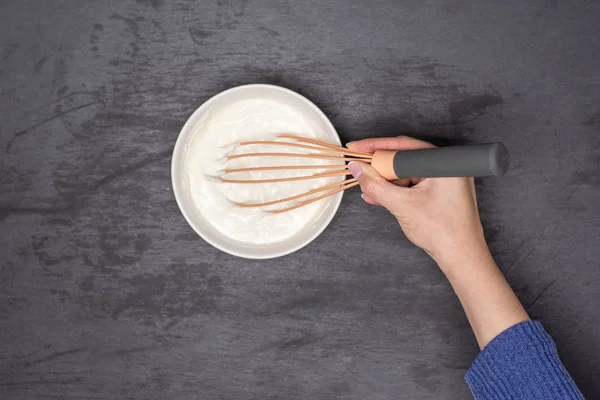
[436,242,529,349]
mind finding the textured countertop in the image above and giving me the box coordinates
[1,0,599,398]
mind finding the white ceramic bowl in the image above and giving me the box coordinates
[171,84,343,259]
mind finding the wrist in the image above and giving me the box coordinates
[433,240,530,349]
[430,235,493,276]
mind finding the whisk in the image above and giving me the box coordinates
[217,134,509,213]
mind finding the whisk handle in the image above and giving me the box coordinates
[371,143,509,180]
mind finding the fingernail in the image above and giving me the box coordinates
[346,141,356,148]
[348,161,361,178]
[360,193,366,200]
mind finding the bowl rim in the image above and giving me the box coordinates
[171,83,344,259]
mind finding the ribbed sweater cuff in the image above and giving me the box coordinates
[465,321,584,399]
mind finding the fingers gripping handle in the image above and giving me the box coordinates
[371,143,510,180]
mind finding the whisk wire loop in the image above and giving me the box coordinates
[220,135,371,212]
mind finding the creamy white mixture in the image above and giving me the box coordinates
[183,98,341,244]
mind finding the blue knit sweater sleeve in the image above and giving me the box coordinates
[465,321,584,399]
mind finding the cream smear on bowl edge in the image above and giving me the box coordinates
[182,98,342,245]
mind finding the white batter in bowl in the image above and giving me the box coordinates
[171,84,344,259]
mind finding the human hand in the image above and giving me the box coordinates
[347,136,488,268]
[347,137,529,348]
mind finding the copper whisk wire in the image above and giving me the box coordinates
[218,134,371,213]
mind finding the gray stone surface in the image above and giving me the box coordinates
[1,0,599,398]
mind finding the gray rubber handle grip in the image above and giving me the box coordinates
[392,143,509,178]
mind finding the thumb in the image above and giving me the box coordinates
[348,161,407,211]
